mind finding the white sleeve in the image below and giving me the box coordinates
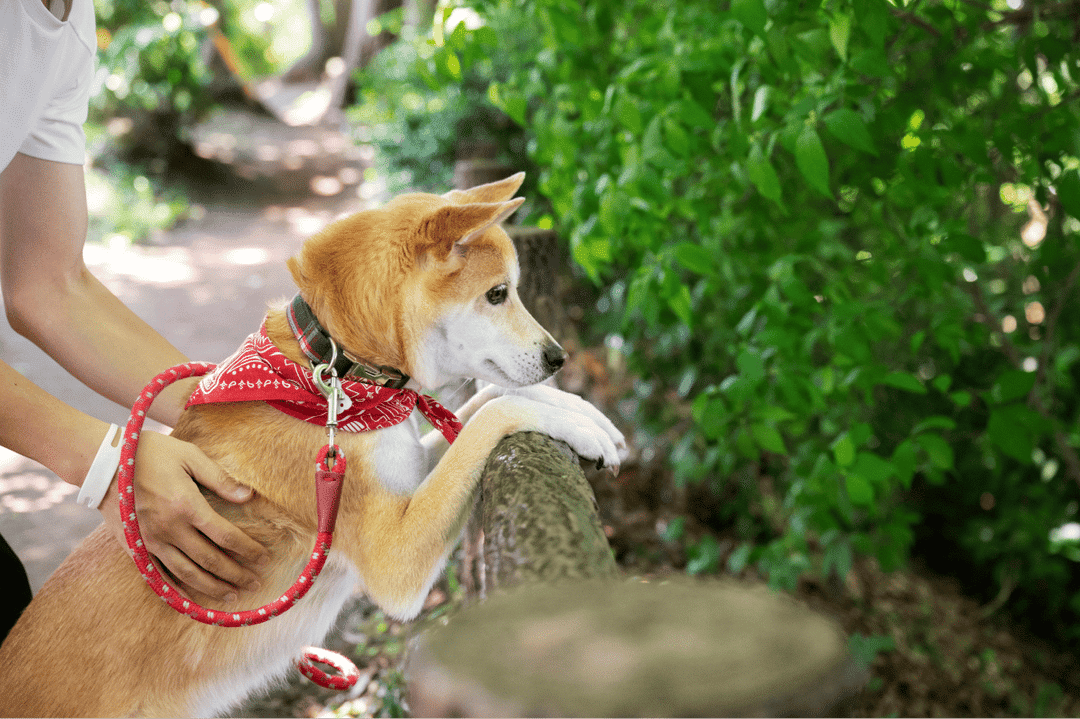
[9,0,97,167]
[16,61,93,166]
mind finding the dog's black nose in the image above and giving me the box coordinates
[542,343,567,373]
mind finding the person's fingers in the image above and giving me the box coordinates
[184,446,253,504]
[148,540,240,604]
[185,497,269,581]
[124,431,269,580]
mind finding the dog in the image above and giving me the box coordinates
[0,173,626,717]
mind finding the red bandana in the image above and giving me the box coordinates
[186,324,461,444]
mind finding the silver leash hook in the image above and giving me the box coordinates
[313,338,345,467]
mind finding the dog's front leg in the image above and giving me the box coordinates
[417,383,504,470]
[358,394,622,619]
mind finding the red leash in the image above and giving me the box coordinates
[117,362,359,690]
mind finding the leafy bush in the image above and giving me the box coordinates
[92,0,219,135]
[360,0,1080,640]
[348,6,531,194]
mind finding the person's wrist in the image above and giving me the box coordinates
[76,423,122,509]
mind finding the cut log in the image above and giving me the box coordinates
[408,578,867,717]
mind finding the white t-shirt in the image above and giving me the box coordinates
[0,0,97,172]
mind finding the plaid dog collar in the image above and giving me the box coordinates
[286,294,411,389]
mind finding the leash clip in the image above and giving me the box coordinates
[313,338,350,467]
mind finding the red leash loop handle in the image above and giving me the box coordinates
[118,362,358,689]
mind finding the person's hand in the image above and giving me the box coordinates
[98,430,269,603]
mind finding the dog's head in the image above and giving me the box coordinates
[287,173,565,390]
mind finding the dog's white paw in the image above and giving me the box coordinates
[487,395,623,476]
[507,384,628,465]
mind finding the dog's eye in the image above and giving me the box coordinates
[486,284,508,305]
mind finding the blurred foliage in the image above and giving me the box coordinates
[92,0,218,131]
[88,0,305,241]
[92,0,298,125]
[359,0,1080,645]
[348,5,531,194]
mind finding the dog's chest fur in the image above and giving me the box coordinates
[372,411,428,494]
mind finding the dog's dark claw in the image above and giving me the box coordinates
[596,457,605,471]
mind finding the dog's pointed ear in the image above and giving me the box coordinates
[443,172,525,205]
[420,197,525,260]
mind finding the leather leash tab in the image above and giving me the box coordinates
[315,445,346,535]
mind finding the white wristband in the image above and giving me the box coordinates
[76,424,123,509]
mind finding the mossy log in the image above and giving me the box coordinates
[462,432,618,596]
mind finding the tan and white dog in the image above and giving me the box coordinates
[0,173,625,717]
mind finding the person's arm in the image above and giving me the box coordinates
[0,153,269,600]
[0,152,194,425]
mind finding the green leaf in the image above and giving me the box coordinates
[856,0,888,49]
[881,371,927,394]
[687,534,721,574]
[986,404,1047,463]
[851,451,895,486]
[950,390,972,407]
[987,413,1029,462]
[727,542,753,574]
[667,283,693,327]
[829,13,851,62]
[677,99,714,130]
[795,125,832,198]
[756,405,795,423]
[917,433,954,470]
[443,52,461,80]
[642,114,665,162]
[823,108,878,156]
[832,432,856,467]
[598,189,630,235]
[912,416,957,434]
[945,233,986,263]
[487,83,527,125]
[747,143,783,206]
[845,473,874,505]
[736,349,766,382]
[692,394,725,440]
[892,439,917,489]
[849,633,895,668]
[990,369,1037,404]
[674,242,715,276]
[1058,169,1080,220]
[752,423,787,454]
[613,93,642,134]
[663,116,691,157]
[731,0,768,35]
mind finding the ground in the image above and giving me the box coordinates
[1,156,1077,717]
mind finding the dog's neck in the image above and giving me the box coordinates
[286,294,412,389]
